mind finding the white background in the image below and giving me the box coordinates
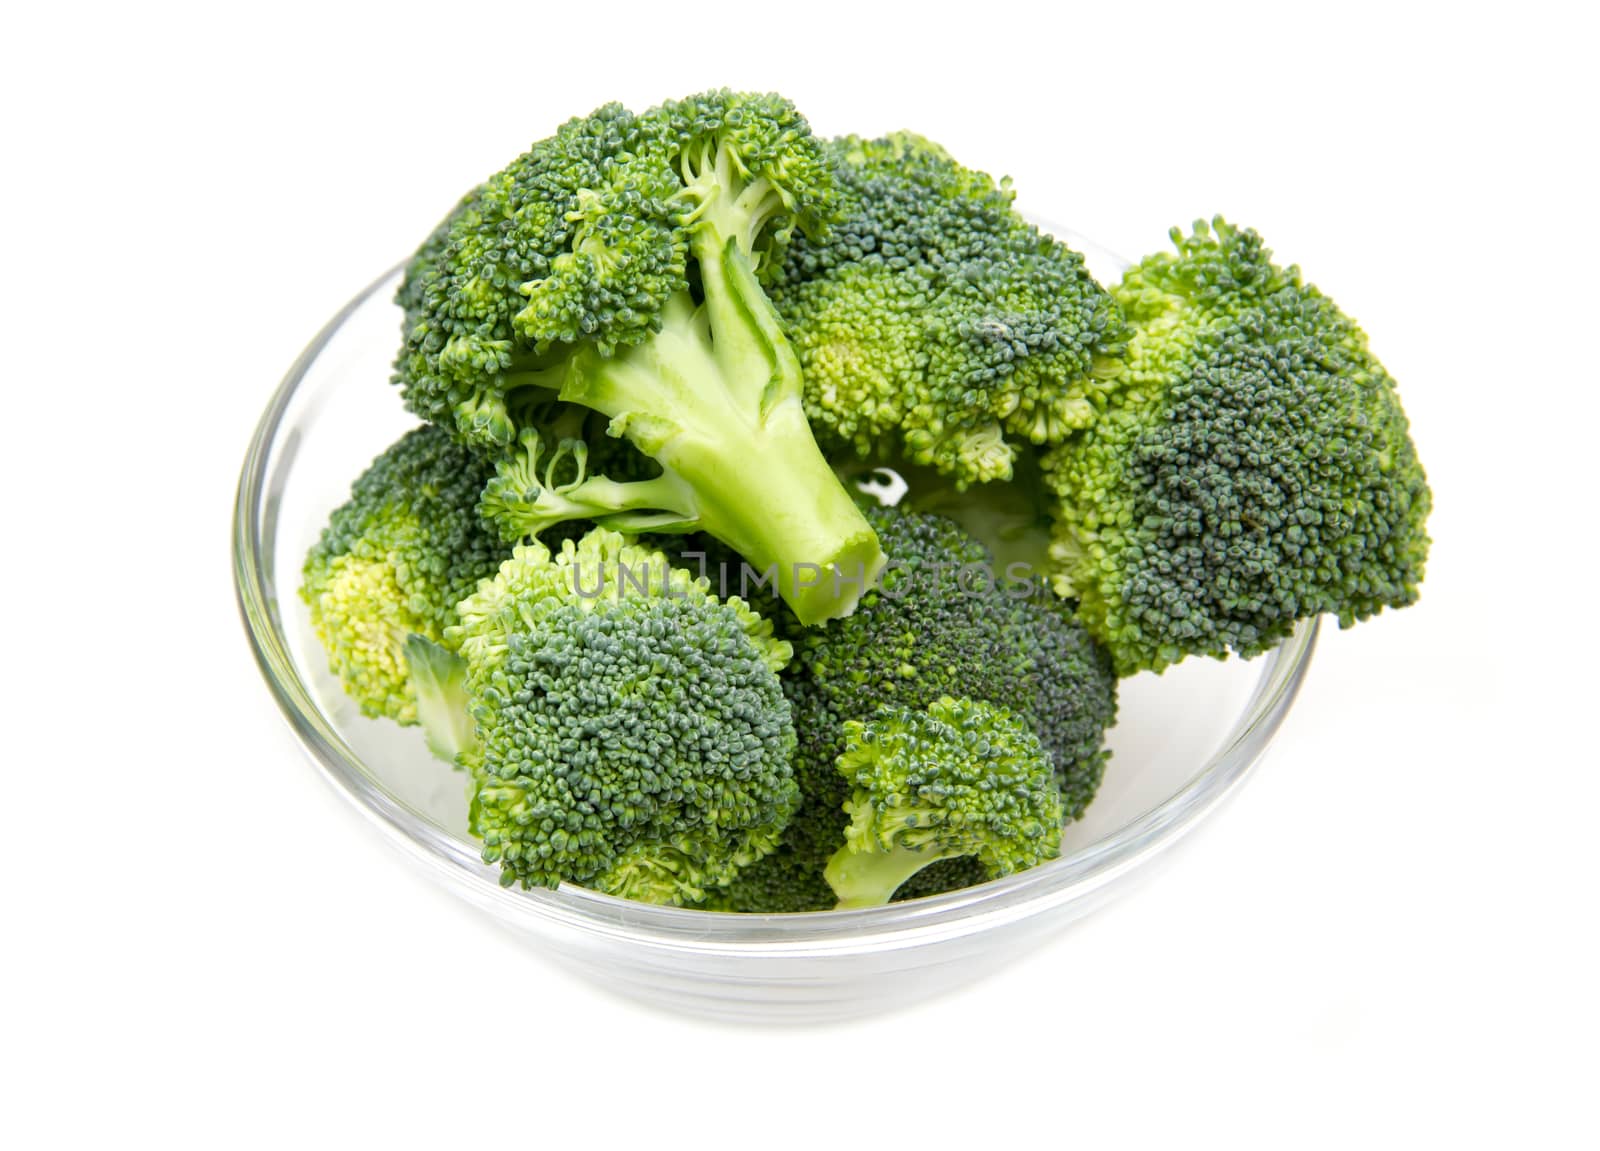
[4,2,1595,1146]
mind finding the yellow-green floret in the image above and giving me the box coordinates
[825,696,1064,909]
[300,425,506,723]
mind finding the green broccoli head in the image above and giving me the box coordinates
[448,529,798,903]
[395,91,829,438]
[770,133,1126,487]
[1042,218,1432,675]
[394,102,681,441]
[299,425,506,723]
[718,505,1117,912]
[878,585,1117,905]
[394,91,884,626]
[825,696,1064,909]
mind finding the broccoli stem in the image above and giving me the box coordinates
[825,842,960,909]
[559,232,885,625]
[404,635,475,765]
[506,468,703,537]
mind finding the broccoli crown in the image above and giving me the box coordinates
[889,596,1115,903]
[769,133,1126,487]
[719,505,1116,912]
[1041,218,1432,675]
[884,569,1114,904]
[825,696,1064,908]
[394,92,833,449]
[449,529,798,903]
[391,90,885,627]
[300,425,505,723]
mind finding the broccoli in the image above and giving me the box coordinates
[718,505,1117,912]
[1041,218,1432,675]
[825,697,1063,909]
[891,594,1115,903]
[769,133,1126,488]
[476,398,662,535]
[446,529,798,904]
[292,92,1432,918]
[1013,594,1119,819]
[300,425,506,723]
[394,92,886,626]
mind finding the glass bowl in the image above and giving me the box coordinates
[234,230,1316,1024]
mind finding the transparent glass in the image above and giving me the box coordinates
[234,230,1316,1023]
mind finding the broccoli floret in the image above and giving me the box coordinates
[719,505,1117,912]
[1041,218,1432,675]
[892,597,1115,903]
[825,697,1063,909]
[447,529,798,904]
[395,92,885,625]
[769,133,1126,488]
[300,425,506,723]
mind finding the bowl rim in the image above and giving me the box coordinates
[234,256,1317,958]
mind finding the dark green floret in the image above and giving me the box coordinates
[300,425,506,723]
[825,697,1063,909]
[892,597,1115,901]
[1011,594,1118,820]
[394,91,885,625]
[446,529,798,903]
[1042,218,1432,675]
[770,133,1126,488]
[718,504,1117,912]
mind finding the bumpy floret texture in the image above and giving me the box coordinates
[390,91,888,629]
[825,697,1063,907]
[1042,218,1432,675]
[394,92,833,449]
[719,506,1116,912]
[451,528,791,675]
[449,530,797,902]
[300,425,505,723]
[892,596,1117,902]
[1007,595,1118,820]
[770,133,1126,487]
[393,103,677,444]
